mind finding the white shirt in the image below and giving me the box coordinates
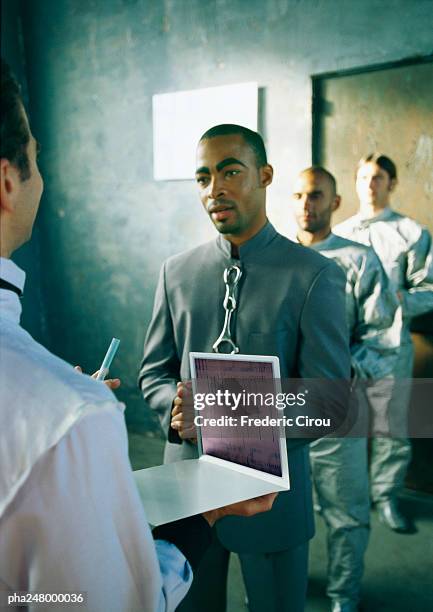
[0,258,192,611]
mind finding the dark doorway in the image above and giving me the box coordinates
[312,56,433,494]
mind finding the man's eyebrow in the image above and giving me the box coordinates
[293,189,323,197]
[216,157,247,172]
[195,157,248,175]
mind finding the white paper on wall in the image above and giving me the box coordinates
[153,82,258,181]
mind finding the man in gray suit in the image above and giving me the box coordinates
[139,124,351,612]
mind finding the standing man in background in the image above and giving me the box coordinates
[335,153,433,532]
[292,166,401,612]
[140,124,351,612]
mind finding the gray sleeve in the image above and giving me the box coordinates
[299,261,351,380]
[351,250,401,379]
[296,261,351,436]
[401,228,433,319]
[138,262,179,435]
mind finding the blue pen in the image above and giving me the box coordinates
[96,338,120,381]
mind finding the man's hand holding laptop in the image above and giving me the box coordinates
[171,381,197,442]
[202,492,279,526]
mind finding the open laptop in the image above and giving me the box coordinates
[134,352,290,526]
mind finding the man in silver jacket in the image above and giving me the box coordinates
[292,166,401,612]
[334,153,433,533]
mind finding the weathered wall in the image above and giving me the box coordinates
[18,0,433,429]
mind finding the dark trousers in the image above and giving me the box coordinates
[177,529,309,612]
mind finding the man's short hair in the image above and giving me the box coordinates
[357,153,397,181]
[301,166,337,197]
[199,124,268,168]
[0,59,30,180]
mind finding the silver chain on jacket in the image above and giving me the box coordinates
[212,264,242,354]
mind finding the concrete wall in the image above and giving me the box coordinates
[18,0,433,429]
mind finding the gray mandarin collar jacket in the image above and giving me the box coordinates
[139,222,350,552]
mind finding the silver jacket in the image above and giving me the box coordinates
[310,232,401,379]
[334,208,433,346]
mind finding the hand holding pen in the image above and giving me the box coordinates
[74,337,121,390]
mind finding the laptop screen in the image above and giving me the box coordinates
[191,355,283,477]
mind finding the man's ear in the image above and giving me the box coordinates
[332,195,341,212]
[389,178,397,193]
[259,164,273,188]
[0,158,19,213]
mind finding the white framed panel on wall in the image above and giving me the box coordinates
[153,82,258,181]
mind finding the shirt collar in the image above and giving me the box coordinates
[308,232,337,251]
[0,257,26,291]
[0,257,26,324]
[359,206,394,225]
[216,221,278,259]
[295,231,335,251]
